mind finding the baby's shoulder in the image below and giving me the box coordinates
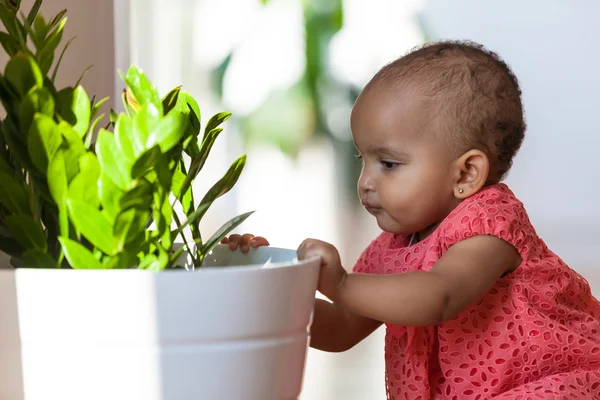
[438,184,539,254]
[444,184,528,227]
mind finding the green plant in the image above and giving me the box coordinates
[0,0,252,270]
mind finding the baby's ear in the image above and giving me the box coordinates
[453,149,489,198]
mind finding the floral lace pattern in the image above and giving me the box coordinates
[354,184,600,399]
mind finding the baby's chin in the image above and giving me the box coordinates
[375,216,431,238]
[374,216,412,236]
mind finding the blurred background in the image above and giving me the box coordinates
[5,0,600,398]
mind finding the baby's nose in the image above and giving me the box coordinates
[358,173,376,193]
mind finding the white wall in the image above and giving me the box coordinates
[421,0,600,293]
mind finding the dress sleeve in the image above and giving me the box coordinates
[439,185,538,260]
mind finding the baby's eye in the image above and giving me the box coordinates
[381,160,400,170]
[354,154,363,160]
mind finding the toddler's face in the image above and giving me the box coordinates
[351,86,461,237]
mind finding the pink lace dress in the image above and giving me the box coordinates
[354,184,600,399]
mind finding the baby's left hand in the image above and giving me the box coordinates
[297,239,347,300]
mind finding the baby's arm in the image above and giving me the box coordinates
[310,299,382,352]
[300,235,521,327]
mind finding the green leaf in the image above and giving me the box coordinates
[95,129,131,190]
[204,111,231,138]
[27,113,62,173]
[67,153,100,208]
[121,87,138,115]
[91,96,109,119]
[46,150,69,238]
[101,251,136,269]
[119,179,153,211]
[47,10,67,33]
[152,191,173,248]
[131,145,161,180]
[19,87,55,136]
[29,171,53,199]
[72,86,91,137]
[0,155,12,174]
[85,113,104,149]
[177,90,201,125]
[114,113,136,161]
[132,103,160,153]
[175,127,223,204]
[26,0,42,27]
[153,154,172,193]
[4,52,43,96]
[109,109,118,125]
[22,248,56,268]
[39,204,60,258]
[161,86,181,115]
[182,120,200,158]
[58,237,103,269]
[0,223,25,257]
[171,162,194,214]
[0,31,20,56]
[1,118,39,175]
[0,75,19,114]
[0,171,32,215]
[67,199,117,256]
[31,13,48,48]
[174,91,202,157]
[98,172,123,222]
[0,235,24,257]
[198,153,245,207]
[37,16,66,75]
[185,155,246,233]
[156,247,170,271]
[113,208,148,251]
[123,65,162,112]
[57,86,91,138]
[138,253,158,270]
[146,109,187,152]
[57,122,86,182]
[0,6,17,38]
[196,127,222,170]
[56,87,76,123]
[1,118,36,173]
[47,150,68,205]
[10,12,26,48]
[200,210,255,257]
[50,36,76,82]
[5,214,46,250]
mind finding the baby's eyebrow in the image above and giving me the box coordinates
[368,145,409,159]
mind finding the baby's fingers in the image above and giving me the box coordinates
[221,234,270,252]
[250,236,269,248]
[297,239,324,261]
[239,233,257,253]
[222,234,242,250]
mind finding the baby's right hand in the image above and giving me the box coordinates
[220,234,270,254]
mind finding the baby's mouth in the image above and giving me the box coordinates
[362,202,382,214]
[360,194,382,213]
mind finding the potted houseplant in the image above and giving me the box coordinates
[0,1,320,399]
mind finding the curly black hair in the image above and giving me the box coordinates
[366,40,526,183]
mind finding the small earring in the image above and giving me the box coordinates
[458,188,464,194]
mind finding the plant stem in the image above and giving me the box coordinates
[172,210,197,266]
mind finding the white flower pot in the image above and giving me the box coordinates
[0,245,320,400]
